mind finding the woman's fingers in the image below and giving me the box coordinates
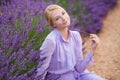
[89,34,100,53]
[89,34,100,44]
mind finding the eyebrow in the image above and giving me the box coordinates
[55,15,60,18]
[53,10,65,19]
[53,14,60,20]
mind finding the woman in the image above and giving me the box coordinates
[35,4,105,80]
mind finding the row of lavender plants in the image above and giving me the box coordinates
[0,0,117,80]
[0,0,52,80]
[58,0,117,33]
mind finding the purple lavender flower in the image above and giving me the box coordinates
[0,0,48,79]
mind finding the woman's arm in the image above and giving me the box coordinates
[74,32,100,73]
[75,52,94,73]
[35,39,55,79]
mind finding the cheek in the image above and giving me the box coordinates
[66,14,70,20]
[53,21,61,26]
[55,20,62,24]
[67,16,70,23]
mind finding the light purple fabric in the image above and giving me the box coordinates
[36,29,105,80]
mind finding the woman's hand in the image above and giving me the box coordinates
[89,34,100,53]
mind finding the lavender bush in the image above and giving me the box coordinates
[77,0,118,33]
[61,0,118,33]
[0,0,51,80]
[0,0,117,80]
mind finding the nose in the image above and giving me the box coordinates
[61,16,65,21]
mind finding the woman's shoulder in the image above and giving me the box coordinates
[45,30,57,41]
[70,30,82,42]
[70,30,80,36]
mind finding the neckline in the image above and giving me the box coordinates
[54,29,71,43]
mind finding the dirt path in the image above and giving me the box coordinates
[86,1,120,80]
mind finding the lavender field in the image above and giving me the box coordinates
[0,0,117,80]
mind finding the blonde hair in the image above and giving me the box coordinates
[44,4,66,27]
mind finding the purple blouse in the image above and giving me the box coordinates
[36,29,94,79]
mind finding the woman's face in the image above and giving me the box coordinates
[50,8,70,30]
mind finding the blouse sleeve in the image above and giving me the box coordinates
[36,39,56,79]
[74,32,94,73]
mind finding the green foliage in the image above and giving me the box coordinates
[32,26,51,50]
[19,61,37,75]
[31,16,39,27]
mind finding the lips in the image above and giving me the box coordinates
[63,21,67,24]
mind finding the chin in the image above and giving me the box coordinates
[66,24,70,27]
[64,26,69,29]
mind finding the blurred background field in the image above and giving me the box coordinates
[0,0,119,80]
[88,1,120,80]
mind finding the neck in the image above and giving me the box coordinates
[58,28,69,41]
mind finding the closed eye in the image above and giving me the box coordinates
[62,11,65,15]
[56,16,60,21]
